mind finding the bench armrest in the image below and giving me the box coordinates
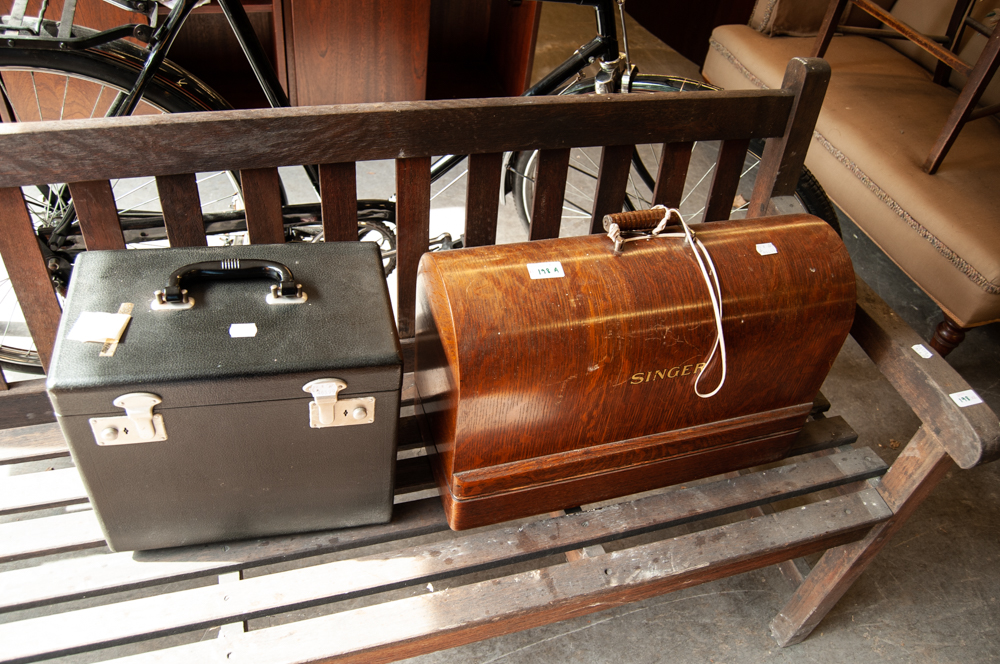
[851,276,1000,468]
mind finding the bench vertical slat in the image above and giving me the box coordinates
[319,162,359,243]
[464,152,503,248]
[652,142,693,208]
[589,144,634,234]
[748,58,831,217]
[69,181,126,250]
[155,174,208,248]
[703,138,750,222]
[0,188,61,371]
[240,168,285,244]
[528,148,570,241]
[395,156,431,338]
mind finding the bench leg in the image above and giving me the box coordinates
[770,428,953,646]
[930,316,968,357]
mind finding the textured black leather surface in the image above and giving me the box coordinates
[47,242,401,414]
[46,242,402,551]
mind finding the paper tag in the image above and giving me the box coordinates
[68,311,132,344]
[527,262,564,280]
[911,344,934,359]
[755,242,778,256]
[949,390,984,408]
[229,323,258,338]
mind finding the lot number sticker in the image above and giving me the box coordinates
[949,390,984,408]
[527,262,565,280]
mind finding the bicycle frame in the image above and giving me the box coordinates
[1,0,631,196]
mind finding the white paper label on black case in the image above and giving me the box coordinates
[527,262,564,280]
[229,323,258,338]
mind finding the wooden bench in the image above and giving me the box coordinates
[0,58,997,661]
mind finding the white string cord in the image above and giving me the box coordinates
[606,207,727,398]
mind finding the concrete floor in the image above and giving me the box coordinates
[399,5,1000,663]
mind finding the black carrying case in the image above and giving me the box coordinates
[46,242,402,552]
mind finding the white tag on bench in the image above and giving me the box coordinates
[949,390,984,408]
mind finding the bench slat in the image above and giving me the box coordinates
[103,490,891,664]
[589,144,634,234]
[528,148,570,240]
[0,93,796,188]
[0,509,105,563]
[395,157,431,339]
[0,422,66,466]
[0,448,887,663]
[0,467,87,516]
[240,168,285,245]
[319,162,359,243]
[155,173,208,248]
[653,142,693,207]
[704,138,750,222]
[70,180,126,250]
[0,189,63,371]
[0,415,857,612]
[0,497,449,614]
[464,152,503,248]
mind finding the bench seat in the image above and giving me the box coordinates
[704,23,1000,327]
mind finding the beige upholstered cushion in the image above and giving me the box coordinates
[704,24,1000,326]
[886,0,1000,109]
[749,0,894,37]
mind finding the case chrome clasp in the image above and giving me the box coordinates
[89,392,168,445]
[302,379,375,429]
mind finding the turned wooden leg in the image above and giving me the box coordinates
[929,316,968,357]
[770,429,953,646]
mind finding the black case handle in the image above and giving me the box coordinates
[153,258,306,309]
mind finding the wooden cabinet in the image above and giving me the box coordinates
[2,0,539,108]
[175,0,540,106]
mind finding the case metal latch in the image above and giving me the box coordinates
[302,379,375,429]
[88,392,168,445]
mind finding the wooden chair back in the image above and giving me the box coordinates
[0,57,829,385]
[812,0,1000,173]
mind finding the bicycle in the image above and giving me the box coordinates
[0,0,838,374]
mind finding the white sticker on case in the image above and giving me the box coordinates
[527,262,565,280]
[229,323,258,338]
[755,242,778,256]
[911,344,934,359]
[67,311,132,344]
[949,390,984,408]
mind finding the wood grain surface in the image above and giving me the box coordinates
[589,144,634,234]
[464,152,503,248]
[0,189,62,371]
[417,214,856,529]
[63,488,889,664]
[652,141,693,207]
[396,156,432,338]
[528,148,570,240]
[0,448,886,662]
[319,162,359,243]
[156,173,209,247]
[0,92,798,188]
[240,167,285,244]
[69,180,126,250]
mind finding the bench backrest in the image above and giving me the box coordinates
[0,57,829,377]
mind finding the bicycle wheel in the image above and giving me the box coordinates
[0,26,239,373]
[510,74,840,235]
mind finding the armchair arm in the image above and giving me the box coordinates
[850,276,1000,468]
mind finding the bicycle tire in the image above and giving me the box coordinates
[510,74,840,234]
